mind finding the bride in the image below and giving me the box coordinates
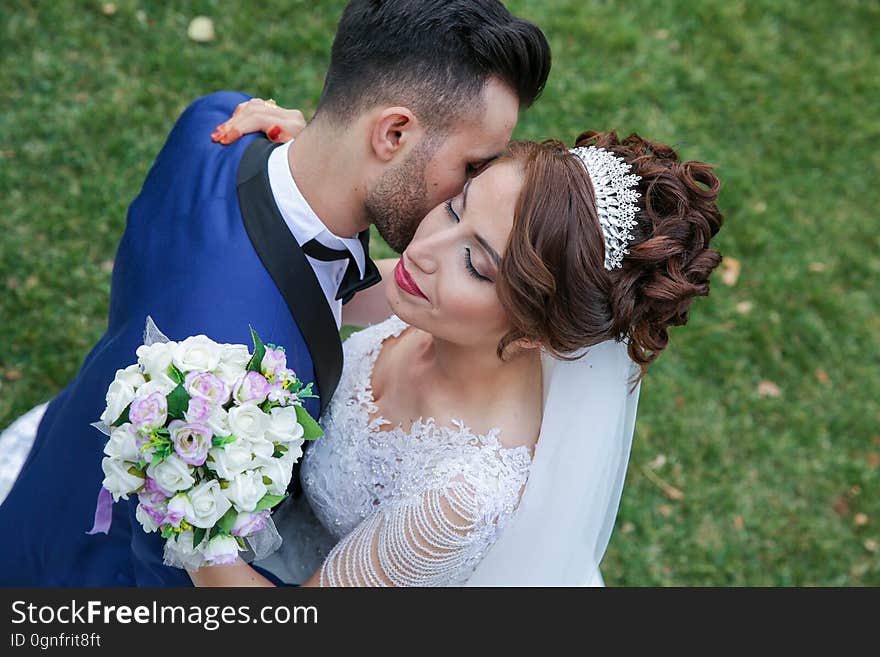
[179,104,725,586]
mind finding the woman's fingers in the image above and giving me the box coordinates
[211,98,306,145]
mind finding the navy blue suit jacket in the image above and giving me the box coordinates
[0,92,330,586]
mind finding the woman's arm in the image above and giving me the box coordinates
[187,558,277,587]
[340,258,398,328]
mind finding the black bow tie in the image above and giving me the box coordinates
[301,229,382,304]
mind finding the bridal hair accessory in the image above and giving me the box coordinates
[569,146,642,270]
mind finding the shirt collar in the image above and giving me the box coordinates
[267,140,366,278]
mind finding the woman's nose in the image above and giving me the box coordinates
[406,233,443,275]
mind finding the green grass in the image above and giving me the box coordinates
[1,0,878,585]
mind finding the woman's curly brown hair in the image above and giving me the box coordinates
[495,132,724,381]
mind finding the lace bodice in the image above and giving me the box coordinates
[300,316,532,586]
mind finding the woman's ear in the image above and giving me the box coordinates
[512,337,543,352]
[369,107,421,162]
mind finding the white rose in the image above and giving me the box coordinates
[173,335,222,373]
[222,470,267,512]
[266,407,304,444]
[103,423,139,461]
[146,454,196,493]
[206,440,254,480]
[100,379,136,426]
[136,376,177,398]
[228,403,268,442]
[183,479,232,529]
[214,361,247,388]
[101,457,144,501]
[115,363,146,389]
[202,535,241,565]
[163,529,203,568]
[254,456,293,496]
[249,436,275,461]
[205,404,232,438]
[220,344,251,368]
[135,503,160,533]
[136,341,176,379]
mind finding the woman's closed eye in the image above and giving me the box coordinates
[445,200,492,283]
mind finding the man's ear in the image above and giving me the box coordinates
[369,107,421,163]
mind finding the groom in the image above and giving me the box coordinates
[0,0,549,585]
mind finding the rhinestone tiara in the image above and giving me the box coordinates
[569,146,642,270]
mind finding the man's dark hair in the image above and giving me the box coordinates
[316,0,551,130]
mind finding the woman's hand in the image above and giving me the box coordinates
[211,98,306,145]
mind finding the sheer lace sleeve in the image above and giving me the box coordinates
[318,473,514,587]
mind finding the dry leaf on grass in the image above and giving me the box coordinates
[735,301,753,314]
[733,516,745,530]
[188,16,215,42]
[854,513,869,527]
[814,369,830,384]
[808,262,827,273]
[720,256,741,286]
[4,369,22,382]
[757,380,782,398]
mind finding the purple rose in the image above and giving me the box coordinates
[233,371,270,405]
[185,372,230,405]
[140,477,171,505]
[260,347,287,378]
[129,392,168,432]
[169,419,213,466]
[184,396,212,423]
[230,510,271,537]
[164,494,187,528]
[143,503,168,527]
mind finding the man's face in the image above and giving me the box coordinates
[366,78,519,253]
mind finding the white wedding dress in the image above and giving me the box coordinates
[2,315,618,586]
[257,315,535,586]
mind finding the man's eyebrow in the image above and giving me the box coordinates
[475,233,501,267]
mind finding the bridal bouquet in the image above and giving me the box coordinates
[89,317,322,570]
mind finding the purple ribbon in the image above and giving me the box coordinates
[85,487,113,535]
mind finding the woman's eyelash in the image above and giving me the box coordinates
[445,199,459,222]
[465,248,491,282]
[447,200,490,283]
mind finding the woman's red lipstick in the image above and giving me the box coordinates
[394,258,428,300]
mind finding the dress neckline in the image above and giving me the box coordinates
[351,316,533,460]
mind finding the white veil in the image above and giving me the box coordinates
[465,338,641,586]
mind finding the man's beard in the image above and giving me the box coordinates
[364,141,437,253]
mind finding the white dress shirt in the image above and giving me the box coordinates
[266,140,366,328]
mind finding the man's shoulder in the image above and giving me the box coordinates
[162,91,253,161]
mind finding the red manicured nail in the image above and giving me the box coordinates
[267,125,281,140]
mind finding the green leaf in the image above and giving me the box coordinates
[165,384,191,421]
[160,525,174,540]
[211,434,238,448]
[295,404,324,440]
[166,364,185,385]
[192,526,206,548]
[216,506,238,534]
[254,492,287,512]
[111,403,131,428]
[246,325,266,373]
[262,475,273,486]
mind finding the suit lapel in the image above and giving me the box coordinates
[236,136,342,417]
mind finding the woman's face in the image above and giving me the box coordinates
[386,160,523,352]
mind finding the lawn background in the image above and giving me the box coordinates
[1,0,877,585]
